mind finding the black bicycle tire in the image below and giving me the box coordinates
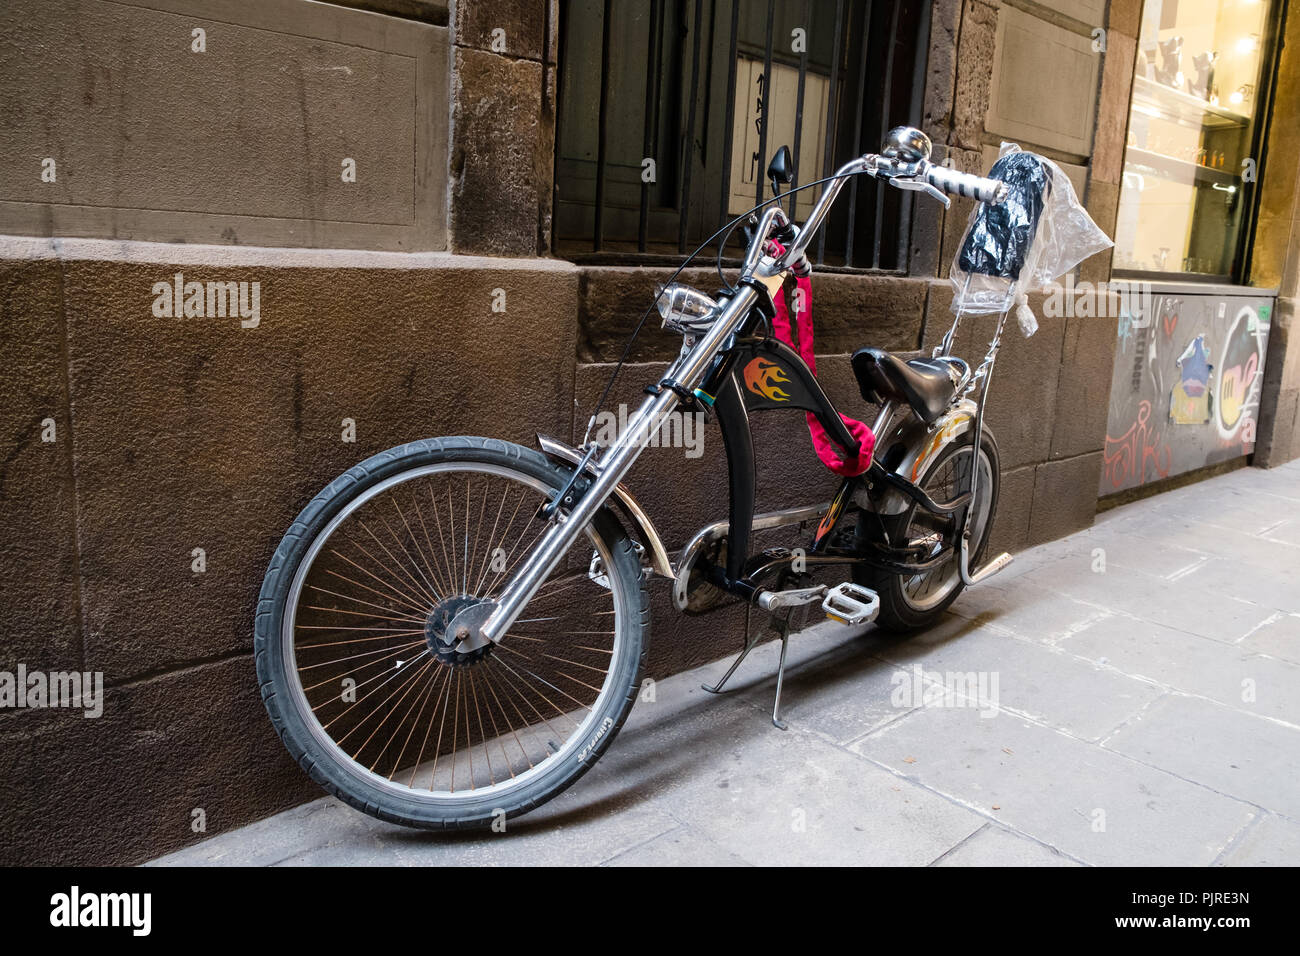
[254,436,650,830]
[857,429,1001,632]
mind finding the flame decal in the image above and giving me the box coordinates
[743,357,791,402]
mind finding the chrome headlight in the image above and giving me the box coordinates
[655,284,720,335]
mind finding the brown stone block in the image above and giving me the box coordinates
[1106,0,1142,38]
[1256,295,1300,467]
[571,351,877,549]
[1260,295,1299,394]
[643,583,750,681]
[450,48,545,256]
[59,257,576,680]
[1278,297,1300,392]
[1079,180,1119,286]
[988,462,1034,557]
[1051,306,1119,460]
[1282,219,1300,301]
[578,267,721,364]
[923,0,963,141]
[288,264,579,474]
[1091,32,1136,187]
[1254,387,1298,468]
[331,1,448,24]
[1250,215,1295,293]
[578,268,926,365]
[1256,150,1300,226]
[60,260,321,681]
[936,147,987,278]
[454,0,548,61]
[924,284,1068,470]
[1028,451,1102,545]
[950,0,998,151]
[0,654,318,865]
[568,351,870,677]
[0,258,81,672]
[802,276,927,355]
[0,0,448,252]
[537,64,558,252]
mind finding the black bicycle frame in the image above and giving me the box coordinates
[687,308,977,601]
[696,333,855,581]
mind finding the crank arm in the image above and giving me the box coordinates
[757,584,828,611]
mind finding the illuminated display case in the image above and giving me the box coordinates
[1113,0,1281,280]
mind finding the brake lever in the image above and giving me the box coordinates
[886,175,951,209]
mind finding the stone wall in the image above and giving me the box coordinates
[0,0,1138,864]
[0,240,580,865]
[0,0,449,250]
[1253,5,1300,467]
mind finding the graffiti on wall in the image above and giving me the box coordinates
[1101,290,1272,494]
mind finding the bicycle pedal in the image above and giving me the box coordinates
[821,582,880,626]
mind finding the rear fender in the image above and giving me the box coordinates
[873,399,977,515]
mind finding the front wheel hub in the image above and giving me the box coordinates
[425,596,494,667]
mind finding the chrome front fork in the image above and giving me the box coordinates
[468,283,762,650]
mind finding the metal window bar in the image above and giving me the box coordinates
[637,0,663,252]
[815,0,845,266]
[754,0,776,209]
[678,0,707,253]
[556,0,931,273]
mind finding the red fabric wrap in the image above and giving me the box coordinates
[769,263,874,476]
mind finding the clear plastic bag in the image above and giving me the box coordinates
[949,143,1113,335]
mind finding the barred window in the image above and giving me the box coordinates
[554,0,932,272]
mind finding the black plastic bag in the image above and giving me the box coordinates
[957,151,1051,280]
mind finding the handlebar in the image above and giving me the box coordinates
[921,163,1008,204]
[756,141,1009,278]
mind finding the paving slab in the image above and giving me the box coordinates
[874,617,1164,741]
[1216,813,1300,867]
[1102,694,1300,820]
[153,784,682,868]
[945,578,1112,644]
[1078,527,1213,578]
[1063,614,1300,726]
[1174,557,1300,615]
[1024,556,1276,644]
[851,704,1255,866]
[603,825,752,866]
[1240,612,1300,663]
[543,679,989,866]
[932,823,1081,866]
[714,632,926,746]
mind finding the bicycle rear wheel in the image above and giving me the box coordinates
[856,429,999,632]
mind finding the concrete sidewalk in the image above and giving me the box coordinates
[153,460,1300,867]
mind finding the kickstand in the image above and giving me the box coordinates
[701,603,794,730]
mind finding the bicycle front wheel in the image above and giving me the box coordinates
[255,437,649,830]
